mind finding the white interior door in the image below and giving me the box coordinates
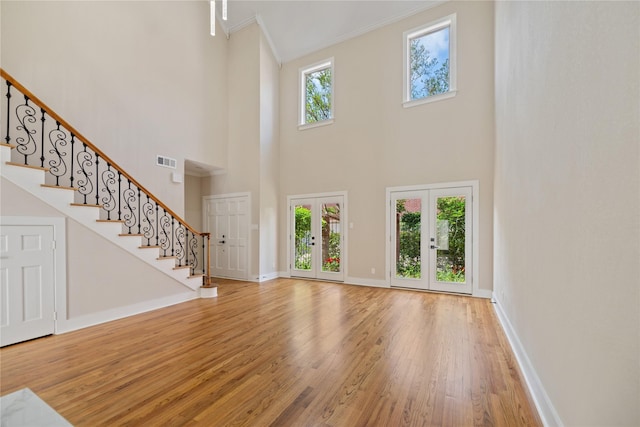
[290,195,344,281]
[205,195,249,280]
[390,186,472,294]
[1,225,55,347]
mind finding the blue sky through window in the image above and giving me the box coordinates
[416,26,449,69]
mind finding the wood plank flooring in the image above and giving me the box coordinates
[0,278,541,426]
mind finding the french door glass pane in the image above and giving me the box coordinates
[294,204,312,271]
[435,195,466,283]
[321,203,341,272]
[396,198,421,278]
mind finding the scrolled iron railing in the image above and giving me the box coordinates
[1,69,211,284]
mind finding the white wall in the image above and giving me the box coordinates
[1,0,228,218]
[259,31,280,279]
[206,24,261,279]
[278,1,495,288]
[494,1,640,425]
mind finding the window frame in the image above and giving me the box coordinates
[298,57,334,130]
[403,14,457,108]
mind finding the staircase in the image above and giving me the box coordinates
[0,69,213,294]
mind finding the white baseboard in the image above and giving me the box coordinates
[492,295,563,427]
[257,272,279,282]
[344,276,390,288]
[473,288,493,299]
[56,291,198,334]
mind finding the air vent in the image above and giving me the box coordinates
[156,155,177,169]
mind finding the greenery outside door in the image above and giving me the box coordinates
[290,195,344,282]
[390,186,472,294]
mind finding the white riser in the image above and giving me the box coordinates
[1,146,201,291]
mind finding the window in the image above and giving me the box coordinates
[403,14,456,107]
[299,58,334,129]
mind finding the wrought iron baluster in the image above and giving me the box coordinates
[69,135,75,189]
[100,164,117,220]
[189,232,200,274]
[123,179,137,234]
[175,224,185,267]
[171,218,175,257]
[94,153,100,206]
[155,205,159,245]
[5,81,12,145]
[48,121,68,187]
[117,171,122,221]
[141,195,156,246]
[185,231,190,270]
[202,234,206,276]
[76,143,94,204]
[15,95,37,165]
[137,188,142,234]
[39,108,46,168]
[159,209,171,257]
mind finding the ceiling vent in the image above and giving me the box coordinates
[156,155,177,169]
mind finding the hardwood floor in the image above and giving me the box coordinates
[0,279,541,426]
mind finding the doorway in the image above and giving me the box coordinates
[203,193,250,280]
[388,184,475,294]
[289,194,345,281]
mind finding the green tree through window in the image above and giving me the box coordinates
[305,67,332,123]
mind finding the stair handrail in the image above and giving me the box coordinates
[1,68,211,284]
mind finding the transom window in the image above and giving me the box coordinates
[403,14,457,107]
[299,58,334,129]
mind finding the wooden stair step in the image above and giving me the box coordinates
[189,274,204,279]
[1,143,17,149]
[42,184,76,191]
[96,219,124,223]
[118,233,143,237]
[5,161,49,172]
[71,203,102,208]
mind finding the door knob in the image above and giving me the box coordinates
[219,240,225,244]
[430,245,439,249]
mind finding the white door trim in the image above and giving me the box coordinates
[287,191,348,281]
[385,180,480,296]
[0,216,67,333]
[202,193,251,281]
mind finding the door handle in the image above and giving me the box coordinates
[219,240,225,244]
[430,245,439,249]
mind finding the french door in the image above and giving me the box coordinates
[390,186,472,294]
[290,195,344,281]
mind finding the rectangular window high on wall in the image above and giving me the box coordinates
[403,14,456,108]
[299,58,334,129]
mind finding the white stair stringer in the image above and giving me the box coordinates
[0,145,203,291]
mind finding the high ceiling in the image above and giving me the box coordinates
[219,0,446,63]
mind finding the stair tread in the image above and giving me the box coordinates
[173,266,190,270]
[1,143,16,149]
[71,203,101,208]
[41,184,76,191]
[96,219,124,223]
[189,274,204,278]
[5,161,49,172]
[118,233,143,237]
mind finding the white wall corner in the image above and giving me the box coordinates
[492,296,564,427]
[256,14,282,66]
